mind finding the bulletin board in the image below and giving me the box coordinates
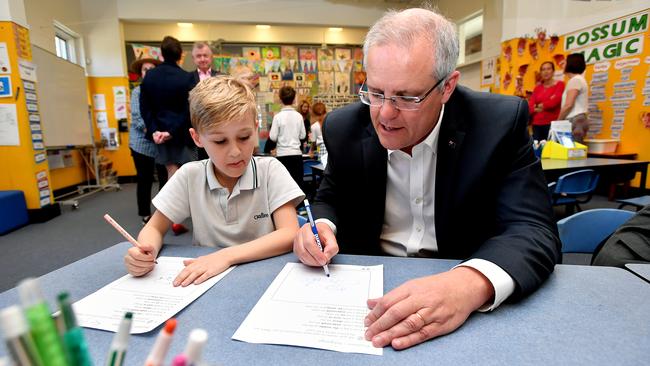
[32,45,92,147]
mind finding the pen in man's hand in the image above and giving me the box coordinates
[303,199,330,277]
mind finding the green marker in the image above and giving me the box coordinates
[57,293,93,366]
[0,305,44,366]
[17,278,67,366]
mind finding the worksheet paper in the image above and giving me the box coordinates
[73,257,234,334]
[232,263,383,355]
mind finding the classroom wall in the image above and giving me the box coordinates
[502,0,650,41]
[115,0,398,28]
[0,0,27,26]
[23,0,83,55]
[122,22,368,45]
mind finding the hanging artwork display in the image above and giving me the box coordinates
[299,48,318,73]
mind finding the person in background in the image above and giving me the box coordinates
[191,41,222,160]
[140,36,194,235]
[528,61,565,142]
[129,58,168,224]
[298,100,312,152]
[293,7,559,350]
[269,86,306,187]
[308,102,328,167]
[190,41,220,84]
[558,53,589,143]
[124,76,304,286]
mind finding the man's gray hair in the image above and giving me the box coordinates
[363,7,459,90]
[192,41,211,52]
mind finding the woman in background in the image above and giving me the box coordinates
[129,58,168,224]
[528,61,564,142]
[309,102,328,167]
[559,53,589,143]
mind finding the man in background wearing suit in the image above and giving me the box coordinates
[191,41,221,160]
[293,7,561,350]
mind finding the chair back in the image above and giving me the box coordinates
[297,215,308,228]
[303,159,320,176]
[550,169,599,207]
[557,208,634,253]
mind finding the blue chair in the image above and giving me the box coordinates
[302,159,322,200]
[548,169,599,214]
[616,195,650,211]
[297,214,308,228]
[557,208,634,254]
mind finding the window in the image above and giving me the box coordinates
[53,20,84,66]
[458,12,483,65]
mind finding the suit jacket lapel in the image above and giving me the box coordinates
[435,91,466,252]
[362,122,387,247]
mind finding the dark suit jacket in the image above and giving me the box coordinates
[191,69,220,85]
[313,86,561,300]
[140,61,194,146]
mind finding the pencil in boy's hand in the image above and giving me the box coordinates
[103,214,141,248]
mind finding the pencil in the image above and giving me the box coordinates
[103,214,157,263]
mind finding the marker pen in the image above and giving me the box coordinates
[57,293,92,366]
[17,278,67,366]
[183,328,208,365]
[0,305,43,366]
[144,319,177,366]
[106,312,133,366]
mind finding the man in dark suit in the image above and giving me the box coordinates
[190,41,221,160]
[140,36,194,235]
[293,7,561,350]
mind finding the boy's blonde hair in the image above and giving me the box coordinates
[189,76,256,133]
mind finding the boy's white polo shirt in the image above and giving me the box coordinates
[152,157,304,247]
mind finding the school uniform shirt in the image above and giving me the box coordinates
[269,107,306,157]
[152,157,305,247]
[310,122,328,167]
[562,74,588,119]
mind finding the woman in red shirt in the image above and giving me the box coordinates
[528,61,565,141]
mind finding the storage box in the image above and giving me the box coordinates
[541,140,588,160]
[584,139,619,154]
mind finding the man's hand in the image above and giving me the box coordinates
[293,222,338,267]
[152,131,172,144]
[364,266,494,350]
[534,103,543,113]
[172,252,231,287]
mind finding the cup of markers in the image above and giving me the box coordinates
[0,277,211,366]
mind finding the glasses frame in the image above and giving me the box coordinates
[358,74,448,111]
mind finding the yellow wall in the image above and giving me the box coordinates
[87,76,135,177]
[496,9,650,189]
[0,21,54,209]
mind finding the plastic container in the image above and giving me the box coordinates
[584,139,619,154]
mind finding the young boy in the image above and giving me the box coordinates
[269,86,306,187]
[124,76,304,287]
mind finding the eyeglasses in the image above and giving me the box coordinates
[358,75,448,111]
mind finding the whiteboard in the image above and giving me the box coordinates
[32,46,92,147]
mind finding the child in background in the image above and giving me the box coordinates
[124,76,305,286]
[269,86,306,187]
[308,102,328,168]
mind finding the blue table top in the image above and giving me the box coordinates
[1,242,649,365]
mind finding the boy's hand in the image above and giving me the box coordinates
[124,243,158,277]
[293,222,338,267]
[173,252,230,287]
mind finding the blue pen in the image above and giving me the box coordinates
[303,199,331,277]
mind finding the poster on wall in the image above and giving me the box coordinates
[0,76,12,98]
[318,48,334,72]
[481,57,496,86]
[131,44,163,61]
[334,72,350,95]
[318,71,334,94]
[0,43,11,74]
[299,48,317,73]
[243,47,261,61]
[0,103,19,146]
